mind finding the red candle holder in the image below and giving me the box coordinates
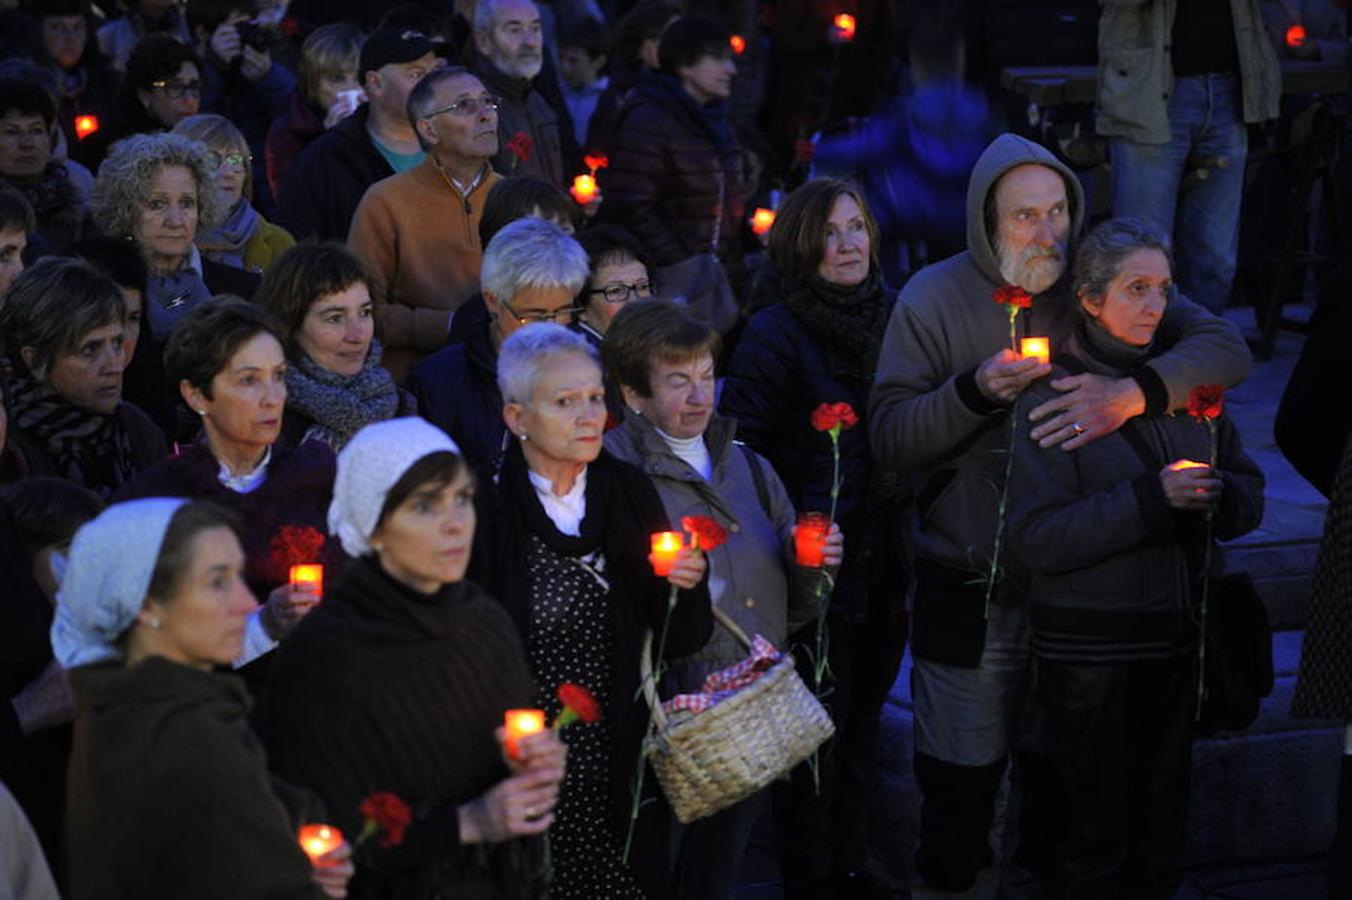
[570,173,597,205]
[503,708,546,759]
[729,34,746,55]
[1019,337,1050,365]
[750,207,776,236]
[794,513,829,567]
[650,531,683,576]
[289,563,324,597]
[1286,24,1306,48]
[74,115,100,140]
[298,824,344,866]
[831,13,857,43]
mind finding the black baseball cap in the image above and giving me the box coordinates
[359,30,437,83]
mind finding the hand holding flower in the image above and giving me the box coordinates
[820,521,845,568]
[976,348,1047,405]
[663,546,706,589]
[458,767,562,844]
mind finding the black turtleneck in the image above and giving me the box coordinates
[1172,0,1240,77]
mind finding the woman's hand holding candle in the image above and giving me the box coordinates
[498,724,568,776]
[1160,459,1222,511]
[664,546,706,590]
[262,581,322,640]
[820,521,845,568]
[308,841,354,898]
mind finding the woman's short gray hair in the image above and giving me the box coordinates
[497,323,599,405]
[1072,217,1174,306]
[480,217,590,305]
[91,132,226,239]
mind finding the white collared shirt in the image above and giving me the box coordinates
[528,466,588,537]
[216,446,272,494]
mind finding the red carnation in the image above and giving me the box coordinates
[794,139,815,165]
[357,792,411,849]
[506,131,533,163]
[269,525,325,570]
[554,682,601,729]
[682,515,728,552]
[583,153,609,173]
[1188,385,1224,421]
[993,284,1033,309]
[810,401,859,433]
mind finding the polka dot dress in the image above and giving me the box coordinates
[526,534,645,899]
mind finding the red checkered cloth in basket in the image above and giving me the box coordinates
[661,635,781,716]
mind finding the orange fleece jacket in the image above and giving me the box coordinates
[348,158,501,381]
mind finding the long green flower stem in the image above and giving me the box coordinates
[623,583,679,864]
[983,305,1023,618]
[1195,418,1219,720]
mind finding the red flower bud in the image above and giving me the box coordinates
[681,515,728,552]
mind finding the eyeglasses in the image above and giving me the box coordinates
[587,280,652,304]
[207,151,251,170]
[424,95,502,118]
[499,294,582,326]
[150,80,202,99]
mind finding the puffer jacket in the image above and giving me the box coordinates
[597,69,745,289]
[604,411,819,690]
[406,316,505,472]
[1008,325,1264,661]
[1096,0,1280,145]
[720,296,901,622]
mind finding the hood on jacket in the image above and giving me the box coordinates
[964,133,1085,287]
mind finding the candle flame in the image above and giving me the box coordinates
[750,207,776,236]
[75,115,99,139]
[570,173,597,205]
[729,34,746,55]
[1285,24,1306,48]
[1019,337,1050,365]
[832,14,857,42]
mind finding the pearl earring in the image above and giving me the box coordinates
[519,432,529,442]
[148,617,163,630]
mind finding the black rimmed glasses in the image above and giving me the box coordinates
[424,95,502,118]
[499,294,582,326]
[149,80,202,99]
[587,280,653,303]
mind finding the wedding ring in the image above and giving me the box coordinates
[1072,422,1085,435]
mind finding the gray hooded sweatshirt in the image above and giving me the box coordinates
[868,133,1251,662]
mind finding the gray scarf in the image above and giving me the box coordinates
[284,339,400,451]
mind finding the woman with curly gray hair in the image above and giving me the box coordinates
[92,131,259,344]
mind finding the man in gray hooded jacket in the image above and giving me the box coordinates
[868,133,1251,892]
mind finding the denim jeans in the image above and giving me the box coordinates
[1110,74,1249,314]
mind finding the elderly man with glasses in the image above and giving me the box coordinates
[408,217,589,470]
[348,65,504,383]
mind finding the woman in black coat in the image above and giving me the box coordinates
[596,17,746,318]
[263,417,565,900]
[57,497,352,899]
[718,177,908,896]
[473,324,711,899]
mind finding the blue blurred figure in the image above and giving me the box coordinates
[813,12,992,287]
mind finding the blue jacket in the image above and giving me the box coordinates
[406,318,505,472]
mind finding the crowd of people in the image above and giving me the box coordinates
[0,1,1349,899]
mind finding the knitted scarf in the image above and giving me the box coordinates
[6,375,137,495]
[0,163,85,247]
[781,268,889,388]
[197,199,261,270]
[284,339,400,451]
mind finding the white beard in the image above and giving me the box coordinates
[997,237,1067,295]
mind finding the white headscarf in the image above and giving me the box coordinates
[51,497,188,668]
[328,417,461,557]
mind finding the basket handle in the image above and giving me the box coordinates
[640,606,752,730]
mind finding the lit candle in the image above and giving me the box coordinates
[793,513,829,567]
[729,34,746,55]
[1168,460,1210,472]
[298,824,344,866]
[1286,24,1306,48]
[1019,337,1050,365]
[570,173,597,205]
[832,13,857,43]
[74,115,100,140]
[750,207,776,236]
[289,564,324,597]
[503,708,546,759]
[650,531,683,577]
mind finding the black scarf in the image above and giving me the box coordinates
[1,163,85,247]
[500,439,611,560]
[1076,314,1156,374]
[6,375,138,495]
[781,268,890,387]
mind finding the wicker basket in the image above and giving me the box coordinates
[640,607,835,824]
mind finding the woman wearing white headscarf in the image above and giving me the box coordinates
[262,418,565,899]
[56,497,352,900]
